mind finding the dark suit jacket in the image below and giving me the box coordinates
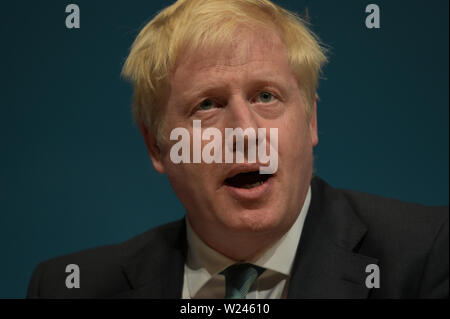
[27,177,449,298]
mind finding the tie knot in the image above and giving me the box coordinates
[220,263,265,299]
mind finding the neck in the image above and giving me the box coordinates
[190,217,297,262]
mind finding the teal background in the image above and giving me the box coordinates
[0,0,448,297]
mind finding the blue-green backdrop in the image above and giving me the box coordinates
[0,0,448,298]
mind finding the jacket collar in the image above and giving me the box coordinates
[287,177,378,298]
[114,219,187,298]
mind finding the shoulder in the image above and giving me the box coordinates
[312,176,448,240]
[27,219,185,298]
[339,183,448,240]
[312,177,448,297]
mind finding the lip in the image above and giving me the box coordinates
[223,164,275,201]
[225,163,264,179]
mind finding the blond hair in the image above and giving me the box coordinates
[122,0,327,140]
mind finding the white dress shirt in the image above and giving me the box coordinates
[182,186,311,299]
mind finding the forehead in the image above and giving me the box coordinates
[171,27,292,82]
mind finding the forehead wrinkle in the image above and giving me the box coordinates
[177,26,287,70]
[178,44,288,85]
[179,59,283,97]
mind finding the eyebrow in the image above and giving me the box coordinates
[180,74,289,101]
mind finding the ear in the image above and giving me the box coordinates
[309,97,319,147]
[141,124,165,174]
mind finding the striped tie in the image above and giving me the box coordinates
[220,263,265,299]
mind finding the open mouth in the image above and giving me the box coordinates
[224,171,273,189]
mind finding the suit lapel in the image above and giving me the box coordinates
[114,219,187,298]
[288,177,378,298]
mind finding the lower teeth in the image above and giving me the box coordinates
[242,181,263,189]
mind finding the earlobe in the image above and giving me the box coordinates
[141,124,165,174]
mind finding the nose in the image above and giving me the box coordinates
[224,95,260,161]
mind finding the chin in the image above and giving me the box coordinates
[221,205,286,234]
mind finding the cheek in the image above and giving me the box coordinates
[278,113,311,155]
[162,156,218,203]
[163,162,206,216]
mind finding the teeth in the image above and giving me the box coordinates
[242,181,264,189]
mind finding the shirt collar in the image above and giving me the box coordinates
[185,186,311,297]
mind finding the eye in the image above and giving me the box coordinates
[255,91,276,104]
[196,99,216,111]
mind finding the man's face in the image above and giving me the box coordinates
[145,29,318,257]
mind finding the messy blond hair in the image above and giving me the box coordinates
[122,0,327,141]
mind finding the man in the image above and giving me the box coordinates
[27,0,448,298]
